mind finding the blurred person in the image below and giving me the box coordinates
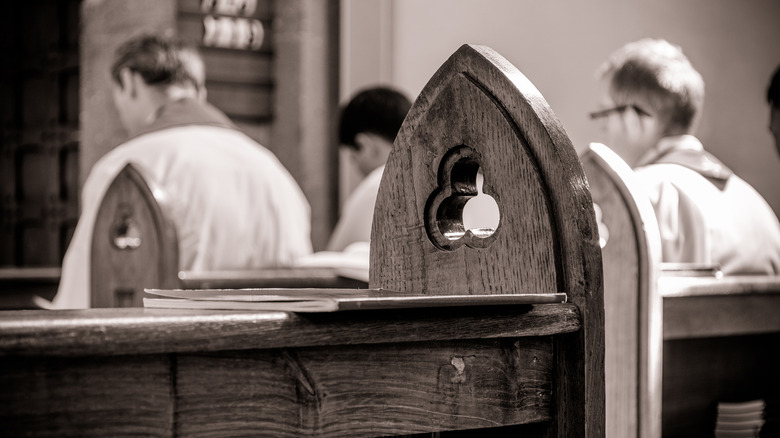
[51,34,312,308]
[326,86,412,252]
[591,38,780,274]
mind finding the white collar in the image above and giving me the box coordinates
[636,135,703,167]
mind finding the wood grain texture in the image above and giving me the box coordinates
[370,44,605,437]
[91,163,179,308]
[0,304,580,357]
[0,354,174,437]
[176,338,553,437]
[581,143,663,438]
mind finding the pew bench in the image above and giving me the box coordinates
[0,44,605,437]
[661,274,780,437]
[0,302,580,437]
[582,142,780,438]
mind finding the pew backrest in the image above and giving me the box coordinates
[371,44,606,437]
[91,163,179,307]
[581,142,663,438]
[91,164,368,307]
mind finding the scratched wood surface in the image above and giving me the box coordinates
[175,338,553,437]
[91,163,179,308]
[581,143,663,438]
[371,44,605,437]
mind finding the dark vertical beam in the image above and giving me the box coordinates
[272,0,340,251]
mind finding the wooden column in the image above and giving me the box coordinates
[272,0,340,251]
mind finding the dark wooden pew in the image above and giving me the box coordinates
[0,267,61,309]
[0,44,605,437]
[582,143,780,437]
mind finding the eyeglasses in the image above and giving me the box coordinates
[589,105,651,120]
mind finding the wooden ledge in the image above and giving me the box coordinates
[660,275,780,298]
[661,275,780,339]
[0,303,580,357]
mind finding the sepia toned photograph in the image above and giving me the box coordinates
[1,1,778,436]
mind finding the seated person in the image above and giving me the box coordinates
[768,64,780,155]
[52,34,312,308]
[326,87,412,252]
[591,38,780,274]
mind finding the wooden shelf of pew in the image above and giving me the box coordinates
[0,267,61,309]
[0,297,581,436]
[661,274,780,340]
[0,44,605,437]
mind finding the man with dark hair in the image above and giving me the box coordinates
[592,38,780,274]
[326,86,412,251]
[768,64,780,155]
[53,34,312,308]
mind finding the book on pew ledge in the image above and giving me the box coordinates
[660,262,723,278]
[292,241,369,283]
[143,288,567,312]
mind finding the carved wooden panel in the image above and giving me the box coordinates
[91,164,179,308]
[370,44,605,438]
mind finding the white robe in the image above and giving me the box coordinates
[635,135,780,274]
[54,101,312,309]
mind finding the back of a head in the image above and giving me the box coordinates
[599,38,705,136]
[339,86,412,148]
[111,34,205,93]
[768,65,780,110]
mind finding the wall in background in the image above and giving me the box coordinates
[343,0,780,214]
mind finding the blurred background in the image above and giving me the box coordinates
[2,0,779,269]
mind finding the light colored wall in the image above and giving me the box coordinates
[343,0,780,215]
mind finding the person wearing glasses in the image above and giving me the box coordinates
[591,38,780,274]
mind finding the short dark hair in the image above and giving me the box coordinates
[598,38,704,136]
[768,65,780,109]
[339,86,412,149]
[111,34,205,91]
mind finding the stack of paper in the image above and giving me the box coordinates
[143,288,568,313]
[714,399,765,438]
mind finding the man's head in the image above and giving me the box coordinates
[339,86,412,176]
[110,34,206,135]
[592,38,705,167]
[767,65,780,156]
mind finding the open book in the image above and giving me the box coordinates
[143,288,568,313]
[292,241,370,283]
